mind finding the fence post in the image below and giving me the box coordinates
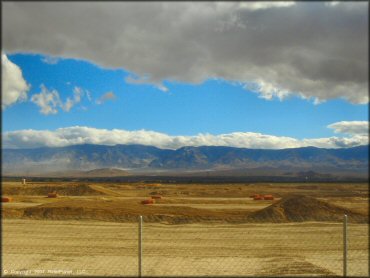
[343,214,347,277]
[139,215,143,277]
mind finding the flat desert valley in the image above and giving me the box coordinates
[1,181,369,276]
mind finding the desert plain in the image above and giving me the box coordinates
[1,181,369,276]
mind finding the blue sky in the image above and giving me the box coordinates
[2,2,368,149]
[3,54,367,139]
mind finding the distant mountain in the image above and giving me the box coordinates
[2,144,368,178]
[31,168,131,178]
[148,145,369,169]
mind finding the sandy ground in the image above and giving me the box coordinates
[1,202,42,208]
[2,219,368,277]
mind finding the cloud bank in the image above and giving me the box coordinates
[328,121,369,136]
[3,123,368,150]
[3,2,368,104]
[2,54,30,109]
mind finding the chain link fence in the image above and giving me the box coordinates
[1,216,368,277]
[347,222,369,276]
[2,219,138,276]
[141,221,344,276]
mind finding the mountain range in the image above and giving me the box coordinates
[2,144,368,179]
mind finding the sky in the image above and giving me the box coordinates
[2,1,369,150]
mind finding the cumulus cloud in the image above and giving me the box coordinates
[2,2,368,104]
[96,91,116,105]
[30,85,61,114]
[244,80,292,101]
[2,54,30,109]
[2,126,368,150]
[31,85,85,114]
[328,121,369,136]
[61,86,84,111]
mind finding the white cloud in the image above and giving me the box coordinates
[31,85,85,114]
[245,80,292,101]
[30,84,61,115]
[61,86,84,111]
[328,121,369,135]
[238,2,296,11]
[3,2,367,104]
[125,75,169,92]
[2,126,368,150]
[2,54,30,109]
[96,91,116,105]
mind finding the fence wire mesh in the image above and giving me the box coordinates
[347,223,369,277]
[141,222,346,276]
[1,219,138,276]
[1,217,368,277]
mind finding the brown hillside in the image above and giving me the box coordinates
[247,195,368,223]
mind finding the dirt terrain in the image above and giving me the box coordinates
[247,195,367,223]
[2,181,368,223]
[1,181,369,276]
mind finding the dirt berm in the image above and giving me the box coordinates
[13,198,245,224]
[2,184,106,196]
[247,195,368,223]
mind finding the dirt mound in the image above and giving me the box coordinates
[2,184,106,196]
[15,198,245,224]
[20,206,220,224]
[247,195,368,223]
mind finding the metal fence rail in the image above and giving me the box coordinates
[343,214,348,277]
